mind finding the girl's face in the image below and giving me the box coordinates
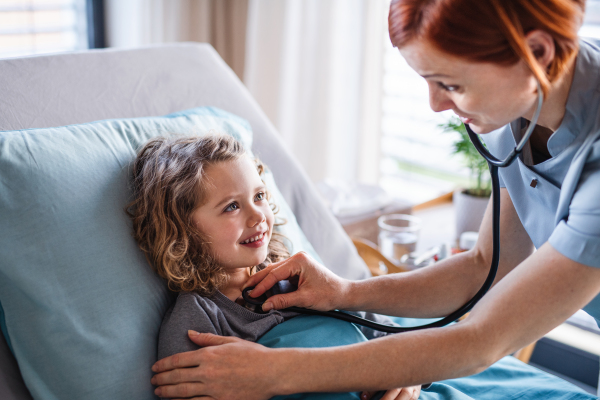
[399,38,539,134]
[191,156,274,272]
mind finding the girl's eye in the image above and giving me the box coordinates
[437,82,459,92]
[255,192,266,202]
[224,202,239,212]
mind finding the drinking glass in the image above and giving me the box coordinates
[377,214,421,265]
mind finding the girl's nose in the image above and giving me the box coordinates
[247,206,266,228]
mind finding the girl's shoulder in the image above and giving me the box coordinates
[172,291,222,315]
[158,292,223,360]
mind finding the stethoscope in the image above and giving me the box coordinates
[243,80,544,334]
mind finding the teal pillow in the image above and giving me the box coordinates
[0,107,319,400]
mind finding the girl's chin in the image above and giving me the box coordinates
[248,251,269,266]
[220,251,269,270]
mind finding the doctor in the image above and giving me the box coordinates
[151,0,600,398]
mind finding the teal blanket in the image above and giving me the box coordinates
[257,315,596,400]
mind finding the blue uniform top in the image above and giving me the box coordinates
[481,40,600,325]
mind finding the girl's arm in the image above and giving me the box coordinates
[151,243,600,399]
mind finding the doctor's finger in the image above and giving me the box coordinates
[187,331,243,347]
[155,383,206,399]
[243,262,283,293]
[152,366,202,386]
[249,257,304,297]
[153,350,203,373]
[262,289,306,311]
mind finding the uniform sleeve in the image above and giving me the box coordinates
[157,294,222,360]
[549,143,600,268]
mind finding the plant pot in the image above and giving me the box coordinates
[453,189,490,242]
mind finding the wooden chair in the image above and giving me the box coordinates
[352,237,537,364]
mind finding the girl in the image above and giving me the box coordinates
[127,134,297,358]
[128,134,419,400]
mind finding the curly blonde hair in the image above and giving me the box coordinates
[126,134,289,296]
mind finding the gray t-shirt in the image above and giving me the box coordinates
[158,282,396,360]
[158,286,299,359]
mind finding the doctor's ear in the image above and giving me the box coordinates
[525,30,555,70]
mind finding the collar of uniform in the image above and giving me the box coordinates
[545,39,600,156]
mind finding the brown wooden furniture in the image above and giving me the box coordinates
[352,237,410,276]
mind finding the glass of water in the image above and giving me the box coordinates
[377,214,421,265]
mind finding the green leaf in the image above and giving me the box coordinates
[439,117,490,196]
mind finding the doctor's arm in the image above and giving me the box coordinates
[272,243,600,394]
[249,188,534,318]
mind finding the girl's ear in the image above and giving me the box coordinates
[253,156,265,176]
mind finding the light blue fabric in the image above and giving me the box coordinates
[0,107,319,400]
[258,315,595,400]
[480,40,600,325]
[259,315,367,400]
[426,356,595,400]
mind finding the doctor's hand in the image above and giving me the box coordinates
[244,251,350,312]
[151,331,278,400]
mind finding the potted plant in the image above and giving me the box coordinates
[440,117,491,243]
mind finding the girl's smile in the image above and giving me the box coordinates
[240,229,269,247]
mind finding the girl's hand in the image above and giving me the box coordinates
[244,251,350,312]
[361,386,421,400]
[151,331,279,400]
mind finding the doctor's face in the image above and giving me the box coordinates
[399,38,539,134]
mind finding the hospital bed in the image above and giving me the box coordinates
[0,44,594,400]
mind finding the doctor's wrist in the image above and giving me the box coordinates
[335,278,359,311]
[270,348,315,396]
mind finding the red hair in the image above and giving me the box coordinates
[389,0,584,95]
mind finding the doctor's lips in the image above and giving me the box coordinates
[456,114,473,124]
[240,229,269,248]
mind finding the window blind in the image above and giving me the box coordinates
[0,0,88,59]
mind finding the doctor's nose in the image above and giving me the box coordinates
[428,84,454,113]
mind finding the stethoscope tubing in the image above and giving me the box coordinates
[243,165,500,333]
[243,82,544,332]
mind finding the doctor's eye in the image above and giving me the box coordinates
[224,202,239,212]
[437,82,459,92]
[254,192,266,202]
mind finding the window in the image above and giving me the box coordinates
[380,38,459,205]
[380,0,600,205]
[581,0,600,39]
[0,0,89,59]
